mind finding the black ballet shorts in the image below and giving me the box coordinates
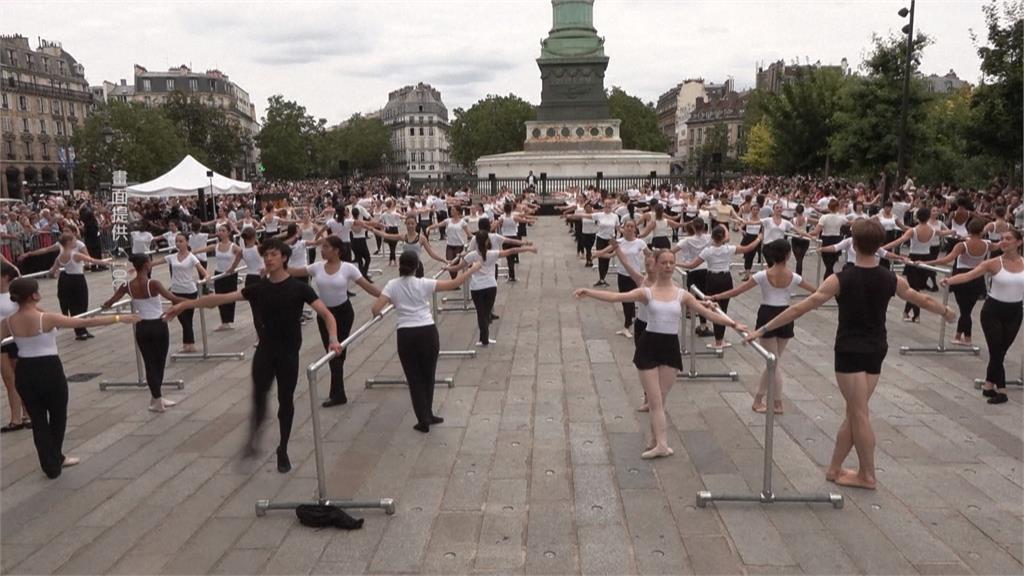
[756,304,794,339]
[834,348,887,375]
[631,319,647,365]
[1,341,17,358]
[633,331,683,371]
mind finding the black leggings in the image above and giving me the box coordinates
[685,269,709,326]
[506,234,521,280]
[172,291,198,344]
[244,275,263,339]
[135,319,169,399]
[250,347,299,451]
[821,235,842,281]
[317,301,354,402]
[980,297,1022,389]
[582,233,596,263]
[57,273,89,337]
[436,211,448,240]
[951,268,986,337]
[617,274,637,329]
[214,272,238,324]
[574,221,584,255]
[595,236,610,280]
[397,325,440,426]
[705,272,733,341]
[446,244,463,279]
[904,253,929,319]
[741,233,761,271]
[791,238,810,276]
[385,226,399,263]
[351,237,371,277]
[16,356,67,479]
[471,286,498,344]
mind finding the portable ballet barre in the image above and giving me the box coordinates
[694,316,844,509]
[425,266,478,359]
[0,297,132,346]
[680,285,738,381]
[100,301,185,392]
[255,306,397,518]
[170,266,248,362]
[898,262,980,356]
[674,269,724,359]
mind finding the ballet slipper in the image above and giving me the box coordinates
[637,404,650,413]
[834,469,876,490]
[641,446,673,459]
[62,456,80,468]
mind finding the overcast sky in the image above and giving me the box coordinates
[5,1,991,124]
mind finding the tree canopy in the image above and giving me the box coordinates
[449,94,536,172]
[255,95,326,180]
[608,87,669,153]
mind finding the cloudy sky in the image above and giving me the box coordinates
[5,1,991,124]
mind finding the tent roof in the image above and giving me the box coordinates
[125,155,252,197]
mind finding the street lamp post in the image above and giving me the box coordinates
[101,125,115,197]
[895,0,916,199]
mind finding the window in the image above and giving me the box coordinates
[1,93,7,109]
[25,54,33,67]
[409,128,415,136]
[142,79,151,92]
[52,100,61,115]
[420,152,425,162]
[39,119,46,134]
[429,165,434,170]
[24,142,31,158]
[56,119,65,135]
[419,127,423,136]
[58,60,65,75]
[18,95,27,111]
[4,50,14,66]
[167,79,175,91]
[190,78,198,91]
[22,118,30,133]
[42,57,48,72]
[209,79,216,90]
[37,97,43,113]
[1,118,11,133]
[419,116,424,123]
[428,127,434,136]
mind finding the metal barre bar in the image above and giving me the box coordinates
[898,261,979,356]
[689,285,774,364]
[0,297,132,347]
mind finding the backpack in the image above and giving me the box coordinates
[295,504,364,530]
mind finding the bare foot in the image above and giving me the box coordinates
[834,469,876,490]
[637,404,649,413]
[62,456,81,468]
[752,395,766,413]
[773,401,784,414]
[825,467,855,482]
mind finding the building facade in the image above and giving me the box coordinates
[756,59,848,94]
[130,64,259,179]
[922,69,971,95]
[684,91,749,171]
[90,78,135,107]
[1,35,93,198]
[380,83,451,179]
[657,79,711,172]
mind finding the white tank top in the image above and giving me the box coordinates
[989,257,1024,303]
[446,219,468,246]
[955,241,989,270]
[349,219,366,239]
[215,244,236,273]
[643,287,684,334]
[241,245,264,275]
[301,225,316,242]
[9,314,59,357]
[877,215,897,231]
[57,248,84,275]
[653,219,671,238]
[131,280,164,320]
[500,214,518,236]
[909,227,933,255]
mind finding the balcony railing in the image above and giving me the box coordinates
[4,78,93,103]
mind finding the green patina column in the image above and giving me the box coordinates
[536,0,610,121]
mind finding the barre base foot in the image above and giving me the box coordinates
[696,490,843,509]
[99,380,185,392]
[366,377,455,389]
[680,348,725,358]
[678,371,738,381]
[255,497,396,517]
[974,378,1024,389]
[900,345,980,356]
[438,350,477,358]
[170,351,246,362]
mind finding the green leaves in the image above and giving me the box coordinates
[162,92,242,176]
[255,95,325,180]
[449,94,536,172]
[608,87,669,153]
[316,114,391,175]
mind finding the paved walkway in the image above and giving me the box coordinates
[1,218,1022,575]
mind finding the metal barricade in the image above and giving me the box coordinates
[694,309,843,510]
[680,285,738,381]
[255,307,397,518]
[899,262,980,356]
[170,266,248,362]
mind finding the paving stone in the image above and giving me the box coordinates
[681,535,743,575]
[619,489,692,574]
[699,474,794,567]
[525,501,578,575]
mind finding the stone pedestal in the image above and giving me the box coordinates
[476,149,670,181]
[524,119,621,152]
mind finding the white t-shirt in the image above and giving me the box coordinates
[617,238,647,277]
[382,277,437,329]
[753,271,801,306]
[463,250,500,291]
[289,240,308,268]
[676,235,709,271]
[189,233,209,262]
[761,218,794,243]
[166,252,201,293]
[445,218,470,246]
[699,244,737,273]
[594,213,618,239]
[131,231,154,255]
[308,261,362,307]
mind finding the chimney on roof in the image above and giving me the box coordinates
[120,78,126,86]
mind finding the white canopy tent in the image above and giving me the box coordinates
[125,155,252,198]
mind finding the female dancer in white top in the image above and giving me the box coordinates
[193,225,243,331]
[164,234,209,353]
[708,239,815,414]
[372,214,447,278]
[925,218,989,346]
[576,250,745,458]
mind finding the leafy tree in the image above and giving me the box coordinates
[162,92,242,176]
[256,95,325,180]
[829,33,932,178]
[72,101,186,189]
[316,114,391,175]
[693,124,731,183]
[608,87,669,153]
[741,118,776,173]
[752,67,847,175]
[967,0,1023,177]
[449,94,535,172]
